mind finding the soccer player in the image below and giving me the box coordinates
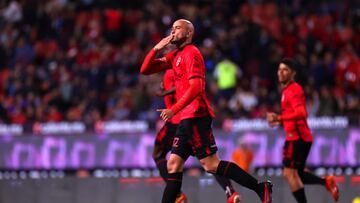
[140,19,272,203]
[266,58,340,203]
[154,69,241,203]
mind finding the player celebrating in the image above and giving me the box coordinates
[140,19,272,203]
[153,69,241,203]
[266,58,340,203]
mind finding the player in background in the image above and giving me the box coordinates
[140,19,272,203]
[266,58,340,203]
[153,69,241,203]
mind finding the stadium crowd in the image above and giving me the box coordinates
[0,0,359,127]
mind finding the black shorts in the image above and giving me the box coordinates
[154,122,178,157]
[283,139,312,169]
[171,116,218,160]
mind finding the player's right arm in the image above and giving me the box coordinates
[140,35,173,75]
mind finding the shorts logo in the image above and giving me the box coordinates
[172,137,180,147]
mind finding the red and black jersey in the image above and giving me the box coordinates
[164,44,215,120]
[281,82,313,142]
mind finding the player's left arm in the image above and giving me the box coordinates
[157,49,204,121]
[157,77,202,121]
[171,77,202,114]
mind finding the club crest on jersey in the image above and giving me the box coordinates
[176,57,181,66]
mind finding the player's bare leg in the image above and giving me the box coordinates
[284,168,306,203]
[161,154,185,203]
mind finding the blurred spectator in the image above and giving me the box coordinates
[345,90,360,125]
[317,86,339,116]
[228,80,258,117]
[2,1,22,23]
[13,37,35,66]
[46,105,63,122]
[304,85,320,117]
[10,105,26,124]
[232,138,254,173]
[76,169,90,178]
[335,46,360,90]
[213,57,242,102]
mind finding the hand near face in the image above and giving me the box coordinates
[153,35,173,51]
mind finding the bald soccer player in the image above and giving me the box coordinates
[141,19,272,203]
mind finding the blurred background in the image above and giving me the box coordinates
[0,0,359,202]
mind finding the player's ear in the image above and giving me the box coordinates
[187,31,192,37]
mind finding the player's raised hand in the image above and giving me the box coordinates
[156,108,174,122]
[153,35,173,51]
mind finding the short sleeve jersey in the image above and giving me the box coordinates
[163,69,180,124]
[164,44,215,120]
[281,82,313,142]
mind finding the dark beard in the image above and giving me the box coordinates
[171,37,187,47]
[280,79,292,87]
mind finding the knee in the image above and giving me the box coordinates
[199,159,218,173]
[283,169,298,180]
[167,158,183,173]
